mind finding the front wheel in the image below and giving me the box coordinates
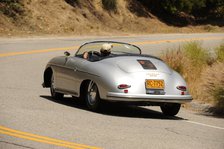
[85,81,101,111]
[160,103,181,116]
[50,74,64,100]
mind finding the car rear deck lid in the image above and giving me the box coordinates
[115,57,172,74]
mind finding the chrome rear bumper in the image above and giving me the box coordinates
[107,92,192,103]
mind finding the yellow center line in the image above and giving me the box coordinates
[0,46,79,57]
[0,125,101,149]
[0,36,223,58]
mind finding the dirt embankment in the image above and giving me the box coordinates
[0,0,223,37]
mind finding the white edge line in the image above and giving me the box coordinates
[185,121,224,130]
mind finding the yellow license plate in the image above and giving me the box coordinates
[146,80,164,89]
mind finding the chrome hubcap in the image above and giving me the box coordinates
[50,75,56,95]
[87,81,97,105]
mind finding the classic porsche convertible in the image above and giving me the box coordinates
[42,41,192,116]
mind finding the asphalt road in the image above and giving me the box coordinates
[0,33,224,149]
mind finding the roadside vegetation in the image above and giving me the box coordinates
[161,42,224,114]
[0,0,24,19]
[138,0,224,26]
[64,0,80,7]
[102,0,117,11]
[0,0,223,36]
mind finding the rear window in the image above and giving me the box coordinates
[137,60,157,70]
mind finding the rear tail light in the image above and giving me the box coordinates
[176,86,187,91]
[118,84,131,89]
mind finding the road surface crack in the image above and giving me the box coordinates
[165,127,181,135]
[0,140,35,149]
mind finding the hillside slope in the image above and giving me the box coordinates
[0,0,223,36]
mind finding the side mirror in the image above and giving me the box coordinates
[64,51,70,57]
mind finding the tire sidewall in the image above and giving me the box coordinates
[85,81,101,111]
[160,103,181,116]
[50,74,63,100]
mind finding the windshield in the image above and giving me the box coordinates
[75,41,141,56]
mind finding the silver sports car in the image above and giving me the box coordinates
[42,41,192,116]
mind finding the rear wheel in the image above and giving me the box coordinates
[50,74,64,100]
[160,103,181,116]
[85,81,101,111]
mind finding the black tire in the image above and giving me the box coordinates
[160,103,181,116]
[85,81,101,111]
[50,74,64,100]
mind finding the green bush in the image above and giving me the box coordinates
[102,0,117,11]
[65,0,80,7]
[183,42,210,67]
[138,0,224,22]
[0,0,24,19]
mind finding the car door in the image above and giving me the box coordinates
[57,56,86,96]
[50,56,67,91]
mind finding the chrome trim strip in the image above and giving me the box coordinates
[76,69,100,77]
[50,63,100,77]
[49,63,73,70]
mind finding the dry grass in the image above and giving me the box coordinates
[161,48,184,74]
[199,62,224,111]
[161,42,224,114]
[215,43,224,62]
